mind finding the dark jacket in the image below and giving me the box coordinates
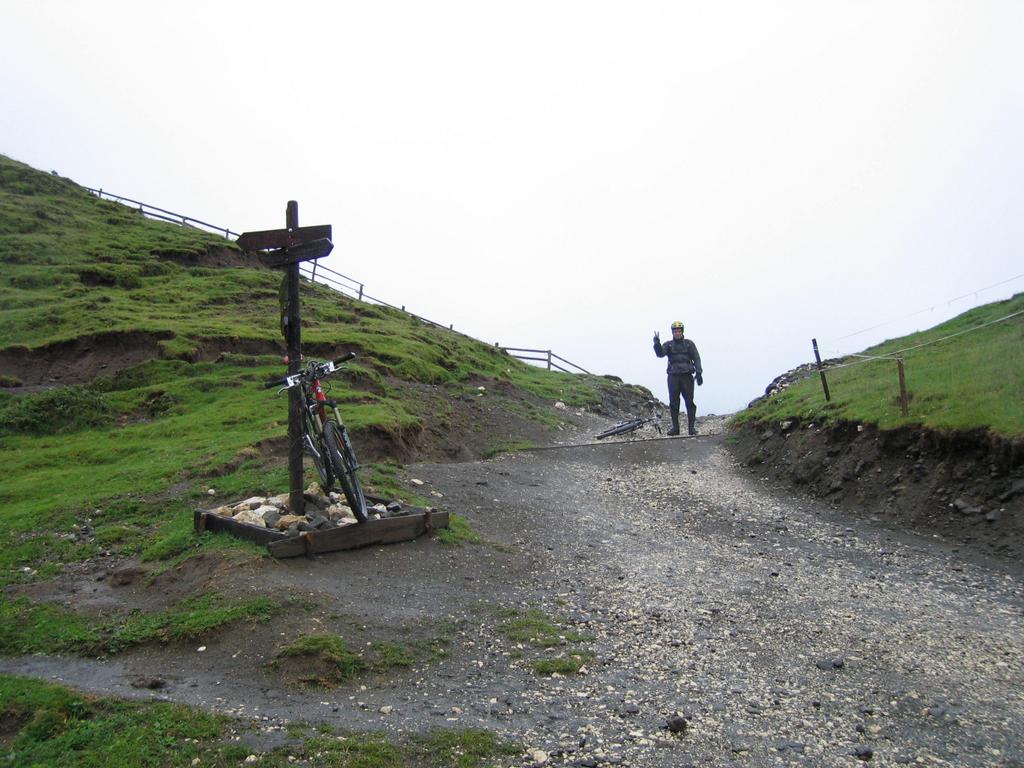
[655,337,702,376]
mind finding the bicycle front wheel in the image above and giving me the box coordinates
[323,421,367,523]
[595,419,643,440]
[305,411,333,491]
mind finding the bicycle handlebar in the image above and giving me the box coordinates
[262,352,357,390]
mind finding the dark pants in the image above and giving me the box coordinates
[667,373,696,433]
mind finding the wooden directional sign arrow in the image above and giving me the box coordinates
[258,238,334,268]
[237,224,332,252]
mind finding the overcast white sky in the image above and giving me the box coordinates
[3,1,1022,414]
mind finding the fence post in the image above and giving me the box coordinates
[547,350,552,370]
[812,338,831,402]
[896,357,909,416]
[358,284,364,301]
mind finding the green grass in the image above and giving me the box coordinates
[494,606,593,676]
[273,634,368,684]
[497,607,589,648]
[272,632,448,688]
[0,674,520,768]
[734,292,1024,436]
[480,439,537,459]
[434,513,485,547]
[0,592,277,656]
[531,652,594,676]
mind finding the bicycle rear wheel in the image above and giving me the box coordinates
[595,419,643,440]
[323,421,367,522]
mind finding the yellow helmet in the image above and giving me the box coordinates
[671,321,684,331]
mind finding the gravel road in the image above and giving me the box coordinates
[4,421,1023,767]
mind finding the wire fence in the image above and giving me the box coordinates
[84,186,592,375]
[806,303,1024,416]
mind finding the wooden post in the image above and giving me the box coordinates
[285,201,304,516]
[812,338,831,402]
[896,357,909,416]
[547,350,552,371]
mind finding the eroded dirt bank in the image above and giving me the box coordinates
[728,418,1024,563]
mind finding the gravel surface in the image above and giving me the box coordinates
[4,418,1022,767]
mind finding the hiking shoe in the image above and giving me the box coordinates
[667,428,680,436]
[688,428,697,436]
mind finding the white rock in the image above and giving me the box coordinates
[197,646,207,652]
[237,497,266,509]
[554,401,567,409]
[232,509,268,527]
[379,705,393,715]
[529,749,549,764]
[207,488,217,496]
[410,478,425,486]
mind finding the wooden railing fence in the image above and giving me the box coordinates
[84,186,593,375]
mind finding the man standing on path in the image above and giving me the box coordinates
[653,321,703,436]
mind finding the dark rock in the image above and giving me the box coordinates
[792,454,823,484]
[776,741,806,754]
[665,715,687,734]
[951,498,981,515]
[999,479,1024,502]
[852,745,874,760]
[129,676,166,690]
[263,510,282,529]
[303,492,328,508]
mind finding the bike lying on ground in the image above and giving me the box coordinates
[595,404,665,440]
[265,353,367,522]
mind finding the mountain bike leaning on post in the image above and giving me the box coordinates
[595,402,665,440]
[264,352,368,522]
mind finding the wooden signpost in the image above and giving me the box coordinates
[211,204,452,557]
[238,202,332,515]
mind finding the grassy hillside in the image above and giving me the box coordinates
[0,153,650,587]
[734,292,1024,436]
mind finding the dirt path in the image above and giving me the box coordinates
[4,422,1023,767]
